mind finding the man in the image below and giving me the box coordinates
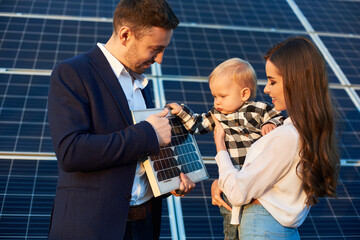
[47,0,195,239]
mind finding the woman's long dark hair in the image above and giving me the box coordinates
[264,36,340,206]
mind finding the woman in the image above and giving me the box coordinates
[211,36,340,239]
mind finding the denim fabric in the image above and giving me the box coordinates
[239,203,300,240]
[219,193,239,240]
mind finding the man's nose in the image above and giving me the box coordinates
[154,52,164,64]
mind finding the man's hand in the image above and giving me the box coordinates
[171,173,195,197]
[211,179,231,211]
[165,103,182,115]
[261,123,276,136]
[146,108,171,147]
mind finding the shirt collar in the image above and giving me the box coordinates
[284,117,292,125]
[97,42,148,90]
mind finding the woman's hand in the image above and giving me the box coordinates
[211,179,231,211]
[211,113,226,152]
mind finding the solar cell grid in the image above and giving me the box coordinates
[168,0,304,30]
[0,74,51,152]
[0,159,171,239]
[2,0,304,31]
[330,88,360,160]
[321,36,360,85]
[0,158,172,239]
[163,27,341,84]
[0,17,113,70]
[295,0,360,35]
[1,0,116,18]
[132,109,208,196]
[0,159,56,239]
[1,17,344,85]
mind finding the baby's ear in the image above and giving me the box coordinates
[241,87,251,101]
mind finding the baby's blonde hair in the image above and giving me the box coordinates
[209,58,257,99]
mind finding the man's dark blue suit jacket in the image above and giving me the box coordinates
[47,45,162,239]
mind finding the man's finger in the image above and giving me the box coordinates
[180,173,195,189]
[156,108,169,117]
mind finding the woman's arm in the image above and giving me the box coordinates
[213,116,299,207]
[211,179,231,211]
[210,113,231,210]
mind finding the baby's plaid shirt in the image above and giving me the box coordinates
[176,101,285,166]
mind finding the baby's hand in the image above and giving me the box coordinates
[261,123,276,135]
[165,103,182,115]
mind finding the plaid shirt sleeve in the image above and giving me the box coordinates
[175,104,214,134]
[258,102,285,127]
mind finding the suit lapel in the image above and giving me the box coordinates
[88,45,133,126]
[142,87,155,108]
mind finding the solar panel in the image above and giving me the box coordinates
[180,163,360,240]
[330,88,360,160]
[0,73,155,153]
[320,36,360,85]
[2,0,304,31]
[0,0,115,18]
[295,0,360,35]
[0,157,173,239]
[168,0,304,30]
[0,17,113,70]
[0,158,57,239]
[0,16,342,85]
[0,74,52,152]
[162,27,340,84]
[132,108,208,197]
[0,0,359,239]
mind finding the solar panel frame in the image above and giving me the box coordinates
[132,108,208,197]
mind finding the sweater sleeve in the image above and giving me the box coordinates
[176,104,214,134]
[259,102,285,127]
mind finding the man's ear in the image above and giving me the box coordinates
[241,87,251,101]
[118,26,131,46]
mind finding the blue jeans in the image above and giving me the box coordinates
[239,203,300,240]
[219,193,239,240]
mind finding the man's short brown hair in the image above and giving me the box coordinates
[113,0,179,37]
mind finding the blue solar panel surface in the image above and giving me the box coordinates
[0,17,342,83]
[0,74,52,152]
[294,0,360,35]
[182,164,360,239]
[0,158,172,239]
[0,0,359,239]
[0,0,116,18]
[2,0,305,30]
[0,17,113,70]
[163,27,341,84]
[168,0,305,30]
[320,36,360,85]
